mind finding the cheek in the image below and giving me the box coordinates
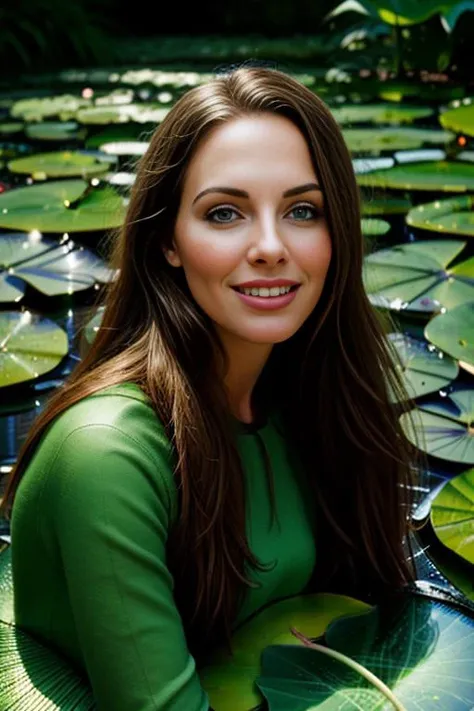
[179,237,239,283]
[297,228,332,277]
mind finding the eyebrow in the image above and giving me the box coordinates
[192,183,322,205]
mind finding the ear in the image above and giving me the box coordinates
[163,242,182,268]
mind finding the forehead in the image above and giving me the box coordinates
[181,114,317,191]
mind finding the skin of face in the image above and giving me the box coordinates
[165,113,332,356]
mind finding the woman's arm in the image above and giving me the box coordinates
[47,421,210,711]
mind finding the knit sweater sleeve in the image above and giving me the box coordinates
[44,418,210,711]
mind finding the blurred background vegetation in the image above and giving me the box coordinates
[2,0,474,81]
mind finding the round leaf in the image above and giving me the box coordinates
[76,104,170,125]
[407,195,474,236]
[363,240,474,313]
[440,102,474,137]
[432,469,474,565]
[361,218,390,236]
[357,161,474,192]
[25,122,87,142]
[362,195,412,215]
[332,104,434,126]
[10,95,91,122]
[425,302,474,369]
[344,127,454,154]
[387,332,458,401]
[0,123,23,136]
[0,179,126,233]
[0,312,68,387]
[7,151,111,179]
[400,389,474,465]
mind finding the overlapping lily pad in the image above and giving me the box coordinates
[357,161,474,192]
[10,95,92,122]
[7,151,112,179]
[387,332,458,401]
[400,389,474,465]
[25,122,87,142]
[440,102,474,137]
[363,240,474,314]
[0,312,68,387]
[431,469,474,566]
[0,180,126,233]
[407,195,474,236]
[425,302,474,371]
[0,232,114,302]
[331,104,434,126]
[76,104,170,125]
[344,127,454,154]
[257,593,474,711]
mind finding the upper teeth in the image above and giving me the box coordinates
[238,286,292,297]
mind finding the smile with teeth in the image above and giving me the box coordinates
[235,285,295,297]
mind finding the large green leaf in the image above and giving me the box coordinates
[7,151,112,179]
[0,311,68,387]
[258,592,474,710]
[363,240,474,313]
[362,195,412,215]
[361,218,390,236]
[200,594,369,711]
[400,389,474,464]
[440,101,474,137]
[332,103,433,126]
[387,332,458,401]
[424,302,474,369]
[407,195,474,236]
[0,233,113,302]
[0,180,126,233]
[85,123,147,149]
[344,127,454,154]
[328,0,474,29]
[76,104,170,125]
[25,122,86,142]
[0,123,24,136]
[432,469,474,565]
[357,161,474,192]
[10,95,92,122]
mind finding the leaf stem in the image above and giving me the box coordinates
[290,627,408,711]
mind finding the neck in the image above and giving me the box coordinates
[218,331,273,424]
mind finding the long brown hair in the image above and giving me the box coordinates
[1,66,422,659]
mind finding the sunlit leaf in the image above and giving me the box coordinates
[425,302,474,368]
[432,469,474,565]
[8,151,112,179]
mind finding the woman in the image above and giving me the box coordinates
[0,66,419,711]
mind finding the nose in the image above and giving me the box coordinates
[247,215,288,266]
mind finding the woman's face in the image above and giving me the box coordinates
[166,113,332,347]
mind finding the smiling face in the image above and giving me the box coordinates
[165,113,332,350]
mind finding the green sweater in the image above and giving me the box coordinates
[10,382,316,711]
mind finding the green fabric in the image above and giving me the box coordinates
[10,382,316,711]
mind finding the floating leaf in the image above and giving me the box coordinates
[0,179,126,233]
[361,218,390,236]
[200,594,368,711]
[387,332,458,401]
[362,195,412,215]
[344,127,454,154]
[0,312,68,387]
[83,306,104,346]
[85,123,148,149]
[25,122,86,142]
[332,104,433,126]
[99,141,149,156]
[400,389,474,464]
[440,101,474,137]
[0,123,23,136]
[358,161,474,192]
[407,195,474,236]
[432,469,474,565]
[363,240,474,313]
[10,95,92,122]
[76,104,170,125]
[258,591,474,710]
[7,151,112,179]
[425,302,474,369]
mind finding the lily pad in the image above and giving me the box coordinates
[363,240,474,314]
[440,102,474,137]
[200,593,368,711]
[407,195,474,236]
[10,95,91,122]
[432,469,474,566]
[85,124,147,149]
[344,127,454,154]
[0,123,23,136]
[257,592,474,711]
[7,151,112,179]
[0,179,126,233]
[357,161,474,192]
[425,302,474,369]
[99,141,149,156]
[387,332,458,401]
[0,233,113,302]
[83,306,105,346]
[76,104,170,125]
[361,195,412,215]
[331,104,434,126]
[0,312,68,388]
[361,218,390,236]
[400,389,474,465]
[25,122,87,142]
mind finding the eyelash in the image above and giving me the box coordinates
[205,202,322,224]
